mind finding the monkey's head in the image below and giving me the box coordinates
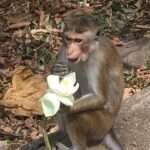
[62,10,100,62]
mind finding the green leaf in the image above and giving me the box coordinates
[112,0,123,12]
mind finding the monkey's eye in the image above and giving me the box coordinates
[65,36,72,42]
[74,38,82,43]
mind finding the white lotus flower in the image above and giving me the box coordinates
[40,72,79,117]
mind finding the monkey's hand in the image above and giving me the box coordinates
[70,94,106,113]
[52,63,69,76]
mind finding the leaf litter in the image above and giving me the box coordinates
[0,0,149,149]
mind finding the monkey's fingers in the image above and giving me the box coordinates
[52,64,69,76]
[53,68,69,73]
[52,67,69,74]
[53,72,69,77]
[52,68,68,73]
[52,64,68,72]
[52,70,69,76]
[53,63,68,67]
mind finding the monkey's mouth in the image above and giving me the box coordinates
[69,58,78,62]
[69,58,80,63]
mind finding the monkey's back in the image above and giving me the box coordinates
[96,36,124,115]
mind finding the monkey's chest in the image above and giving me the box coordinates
[86,56,99,94]
[76,70,91,97]
[70,60,98,97]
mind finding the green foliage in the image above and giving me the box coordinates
[40,34,49,43]
[93,12,111,33]
[57,21,65,30]
[25,47,34,57]
[112,0,123,12]
[124,71,149,88]
[124,72,136,85]
[6,140,12,144]
[37,48,56,65]
[36,0,43,6]
[0,32,9,39]
[17,47,33,59]
[145,60,150,69]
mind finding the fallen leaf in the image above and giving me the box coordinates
[0,66,47,116]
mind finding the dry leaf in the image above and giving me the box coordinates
[0,66,47,116]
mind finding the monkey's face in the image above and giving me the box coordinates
[63,31,93,62]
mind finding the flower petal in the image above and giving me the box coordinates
[56,72,79,96]
[68,83,79,95]
[63,82,79,96]
[47,75,63,93]
[58,95,74,106]
[61,72,76,86]
[47,74,60,90]
[40,92,60,117]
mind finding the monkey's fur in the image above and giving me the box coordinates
[53,10,124,150]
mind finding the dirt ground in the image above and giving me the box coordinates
[0,0,150,150]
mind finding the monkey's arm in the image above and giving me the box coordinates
[70,94,106,113]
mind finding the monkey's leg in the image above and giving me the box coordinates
[103,129,123,150]
[68,132,86,150]
[66,126,87,150]
[71,139,86,150]
[56,142,70,150]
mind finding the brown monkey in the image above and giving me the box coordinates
[52,10,124,150]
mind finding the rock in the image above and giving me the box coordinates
[89,87,150,150]
[117,38,150,68]
[115,86,150,150]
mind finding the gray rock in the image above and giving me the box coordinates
[117,38,150,68]
[115,87,150,150]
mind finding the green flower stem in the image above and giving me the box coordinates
[43,127,52,150]
[41,117,52,150]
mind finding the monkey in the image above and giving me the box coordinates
[51,10,124,150]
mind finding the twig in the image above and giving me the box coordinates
[39,10,45,28]
[136,25,150,29]
[6,21,31,30]
[31,28,62,35]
